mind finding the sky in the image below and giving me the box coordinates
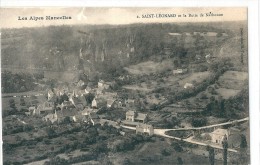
[0,7,247,28]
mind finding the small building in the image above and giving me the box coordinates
[195,55,202,61]
[205,54,211,63]
[136,123,154,136]
[168,32,182,36]
[125,99,135,108]
[34,101,54,115]
[91,97,107,109]
[173,69,188,75]
[77,80,86,87]
[184,83,194,89]
[27,106,36,116]
[98,80,110,90]
[107,99,116,108]
[69,96,87,110]
[81,107,93,116]
[209,128,229,145]
[72,115,87,123]
[126,110,135,121]
[56,108,78,123]
[47,89,55,101]
[57,101,75,111]
[43,113,58,123]
[126,110,147,123]
[135,113,148,123]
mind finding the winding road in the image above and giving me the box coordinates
[121,117,249,153]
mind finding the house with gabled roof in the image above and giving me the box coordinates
[57,100,75,111]
[126,110,147,123]
[98,80,108,89]
[56,108,78,123]
[92,97,107,109]
[184,83,194,89]
[43,113,58,123]
[34,101,54,115]
[125,99,135,108]
[136,123,154,136]
[47,89,55,101]
[209,128,229,145]
[107,98,116,108]
[69,96,87,110]
[173,68,188,75]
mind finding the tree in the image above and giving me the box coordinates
[222,135,228,165]
[240,134,247,149]
[217,32,223,37]
[239,134,248,164]
[9,99,16,108]
[161,149,171,156]
[63,116,71,124]
[171,141,183,152]
[206,145,215,165]
[46,127,56,137]
[191,117,207,127]
[177,157,183,165]
[85,93,95,105]
[20,97,26,106]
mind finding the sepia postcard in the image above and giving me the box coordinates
[0,7,252,165]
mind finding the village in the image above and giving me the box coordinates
[1,20,250,165]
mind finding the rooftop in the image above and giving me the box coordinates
[56,108,77,118]
[211,128,229,136]
[135,113,147,121]
[126,110,135,116]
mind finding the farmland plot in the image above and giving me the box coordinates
[218,71,248,89]
[124,60,174,75]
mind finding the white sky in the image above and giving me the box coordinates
[0,7,247,28]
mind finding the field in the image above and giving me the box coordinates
[215,88,240,99]
[218,36,248,68]
[178,72,210,87]
[1,94,46,113]
[108,138,225,165]
[216,71,248,98]
[124,60,174,75]
[123,83,155,92]
[123,71,210,92]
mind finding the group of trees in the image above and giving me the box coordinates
[205,86,249,118]
[162,58,234,107]
[2,23,230,75]
[205,134,248,165]
[191,117,208,127]
[1,71,43,93]
[108,134,151,152]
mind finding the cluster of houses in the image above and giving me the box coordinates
[122,110,154,136]
[26,79,117,122]
[25,78,154,136]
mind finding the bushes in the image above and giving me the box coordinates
[108,134,149,152]
[161,149,171,156]
[1,71,38,93]
[23,124,34,132]
[171,141,183,152]
[191,117,207,127]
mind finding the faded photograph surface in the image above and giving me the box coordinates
[1,8,249,165]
